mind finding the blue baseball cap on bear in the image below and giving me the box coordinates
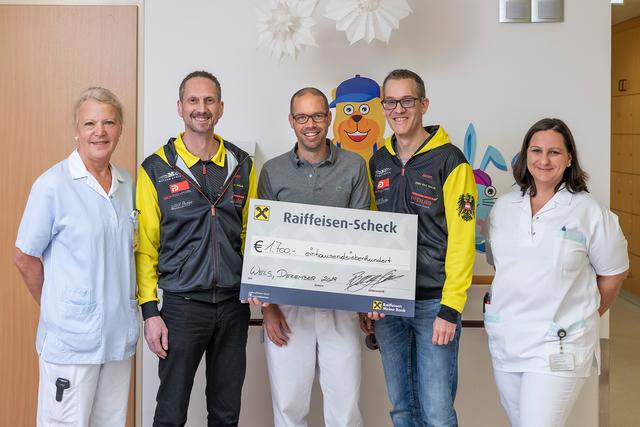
[329,75,381,108]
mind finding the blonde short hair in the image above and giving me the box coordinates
[73,87,123,126]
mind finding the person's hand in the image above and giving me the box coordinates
[262,304,290,346]
[144,316,169,359]
[241,297,270,307]
[366,311,386,320]
[358,313,374,334]
[432,316,456,346]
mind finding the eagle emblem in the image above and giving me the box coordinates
[457,193,475,222]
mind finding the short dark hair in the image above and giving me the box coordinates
[513,118,588,197]
[382,69,426,99]
[179,70,221,101]
[289,87,329,114]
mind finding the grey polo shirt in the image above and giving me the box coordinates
[258,140,370,210]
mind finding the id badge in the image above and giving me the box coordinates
[549,352,575,372]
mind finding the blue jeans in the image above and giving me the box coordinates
[375,299,461,427]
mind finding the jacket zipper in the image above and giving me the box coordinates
[209,161,245,295]
[398,156,412,213]
[170,156,249,299]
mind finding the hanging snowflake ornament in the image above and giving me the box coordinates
[257,0,319,61]
[325,0,412,45]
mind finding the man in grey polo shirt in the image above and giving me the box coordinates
[258,87,370,427]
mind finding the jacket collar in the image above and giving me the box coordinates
[174,132,226,168]
[384,125,450,157]
[515,185,573,211]
[289,139,335,167]
[68,149,124,182]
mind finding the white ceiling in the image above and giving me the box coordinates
[613,0,640,25]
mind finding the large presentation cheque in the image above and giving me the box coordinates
[240,199,418,317]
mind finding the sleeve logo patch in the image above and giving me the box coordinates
[457,193,475,222]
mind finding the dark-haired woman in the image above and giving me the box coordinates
[485,118,628,426]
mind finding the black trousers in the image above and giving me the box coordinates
[153,293,250,427]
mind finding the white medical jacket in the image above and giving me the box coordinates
[16,150,139,364]
[485,188,628,377]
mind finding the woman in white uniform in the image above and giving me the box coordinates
[485,118,628,427]
[14,87,138,426]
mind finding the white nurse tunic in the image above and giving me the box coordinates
[485,188,628,377]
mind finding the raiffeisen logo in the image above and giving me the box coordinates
[381,302,406,313]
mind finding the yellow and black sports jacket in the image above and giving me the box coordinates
[369,125,476,322]
[135,134,256,319]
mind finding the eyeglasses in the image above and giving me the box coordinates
[292,112,329,124]
[381,97,422,111]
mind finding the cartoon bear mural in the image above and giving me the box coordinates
[463,123,508,253]
[329,75,387,161]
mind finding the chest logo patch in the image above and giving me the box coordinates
[457,193,475,222]
[374,167,392,178]
[376,178,390,190]
[169,180,190,194]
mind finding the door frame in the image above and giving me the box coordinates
[0,1,144,425]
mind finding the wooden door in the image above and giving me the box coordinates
[0,5,138,426]
[613,19,640,96]
[612,17,640,299]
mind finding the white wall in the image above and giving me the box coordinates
[144,0,611,272]
[143,1,611,425]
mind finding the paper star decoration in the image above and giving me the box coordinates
[257,0,319,61]
[325,0,412,44]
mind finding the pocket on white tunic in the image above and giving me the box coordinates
[543,320,591,373]
[56,301,102,354]
[483,306,507,365]
[553,229,588,276]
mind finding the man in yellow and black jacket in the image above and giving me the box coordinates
[365,69,476,427]
[135,71,257,426]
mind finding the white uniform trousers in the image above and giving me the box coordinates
[37,357,132,427]
[493,370,587,427]
[265,305,363,427]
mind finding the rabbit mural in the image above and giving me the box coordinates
[463,123,508,253]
